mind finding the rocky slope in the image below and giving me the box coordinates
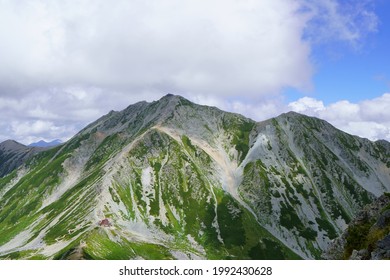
[0,94,389,259]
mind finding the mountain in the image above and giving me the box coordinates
[28,139,63,148]
[0,94,389,260]
[0,140,46,178]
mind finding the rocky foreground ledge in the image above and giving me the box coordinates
[324,193,390,260]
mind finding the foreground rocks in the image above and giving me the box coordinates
[324,194,390,260]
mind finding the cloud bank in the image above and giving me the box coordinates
[0,0,314,96]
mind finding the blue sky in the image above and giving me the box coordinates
[284,0,390,141]
[284,0,390,104]
[310,11,390,105]
[0,0,389,143]
[287,40,390,105]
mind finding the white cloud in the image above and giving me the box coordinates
[288,97,325,113]
[9,119,77,145]
[288,93,390,141]
[0,0,313,96]
[360,93,390,121]
[11,120,56,136]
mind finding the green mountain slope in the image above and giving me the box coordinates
[0,94,389,259]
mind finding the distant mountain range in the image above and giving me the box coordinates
[28,139,63,148]
[0,94,389,260]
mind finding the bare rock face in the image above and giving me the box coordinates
[324,194,390,260]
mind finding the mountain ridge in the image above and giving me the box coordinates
[0,94,389,259]
[0,140,47,178]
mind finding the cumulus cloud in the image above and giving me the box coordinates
[288,93,390,141]
[288,97,325,114]
[9,120,77,145]
[0,0,313,97]
[0,0,382,143]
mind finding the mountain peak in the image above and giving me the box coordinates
[158,93,192,105]
[163,93,175,98]
[0,139,26,151]
[282,111,304,117]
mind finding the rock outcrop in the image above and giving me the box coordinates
[324,194,390,259]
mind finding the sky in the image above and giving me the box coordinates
[0,0,390,144]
